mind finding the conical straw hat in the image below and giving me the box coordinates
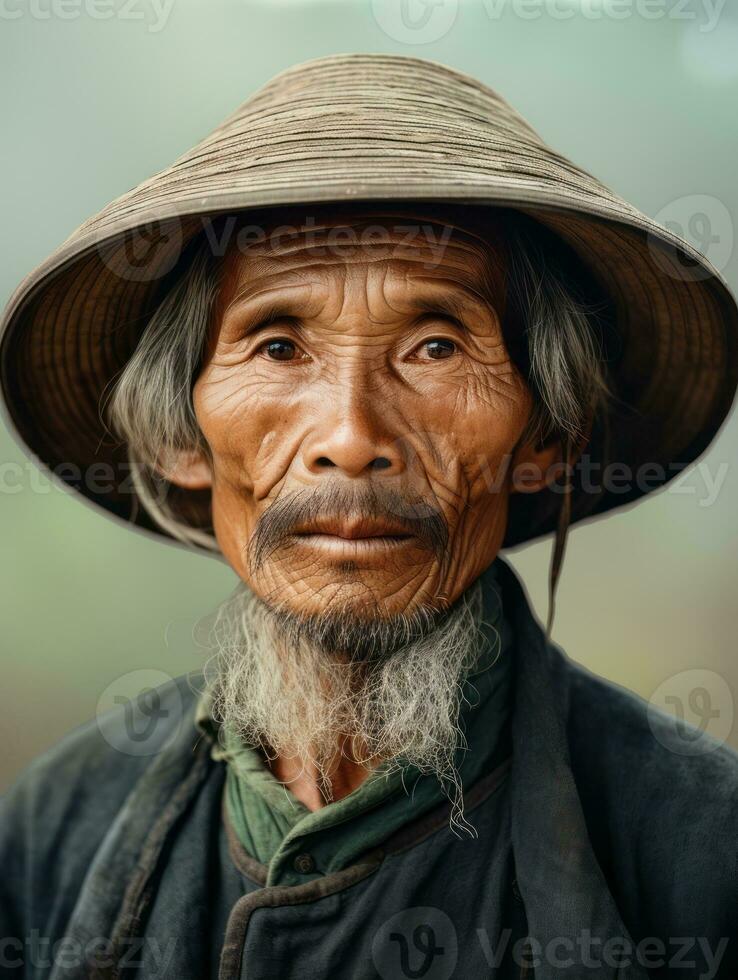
[1,53,736,551]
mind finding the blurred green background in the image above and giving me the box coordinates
[2,0,737,791]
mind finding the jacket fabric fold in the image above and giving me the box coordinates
[1,557,736,979]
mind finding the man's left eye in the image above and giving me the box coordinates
[260,338,299,361]
[420,338,457,360]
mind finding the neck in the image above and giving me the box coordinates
[265,734,382,810]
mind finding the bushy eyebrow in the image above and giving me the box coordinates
[224,286,494,334]
[407,292,487,326]
[407,291,491,327]
[224,295,303,333]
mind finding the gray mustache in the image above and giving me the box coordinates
[248,483,449,574]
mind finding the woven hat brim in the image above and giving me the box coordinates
[1,53,736,553]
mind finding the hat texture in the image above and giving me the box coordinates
[1,53,736,551]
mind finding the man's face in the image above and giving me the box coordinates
[182,208,549,623]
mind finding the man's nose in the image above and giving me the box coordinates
[300,397,406,479]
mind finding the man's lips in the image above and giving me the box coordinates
[248,493,447,574]
[291,516,413,541]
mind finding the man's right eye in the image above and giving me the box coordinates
[260,338,298,361]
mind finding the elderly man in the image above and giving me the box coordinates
[1,54,737,980]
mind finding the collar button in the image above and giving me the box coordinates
[293,852,316,875]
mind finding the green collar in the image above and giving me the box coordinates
[197,558,513,888]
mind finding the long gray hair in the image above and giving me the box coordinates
[107,209,611,551]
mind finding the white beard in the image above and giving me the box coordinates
[201,577,490,831]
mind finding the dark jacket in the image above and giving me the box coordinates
[1,558,736,979]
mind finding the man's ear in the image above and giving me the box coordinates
[157,448,212,490]
[509,433,562,495]
[510,420,592,495]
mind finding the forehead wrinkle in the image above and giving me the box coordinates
[217,239,506,344]
[222,281,319,326]
[225,215,502,281]
[387,270,503,330]
[327,261,475,336]
[221,258,393,335]
[309,262,406,337]
[230,220,501,276]
[232,204,507,254]
[221,264,384,341]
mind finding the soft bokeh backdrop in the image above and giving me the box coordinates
[2,0,738,790]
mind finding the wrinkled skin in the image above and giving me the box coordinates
[170,206,559,625]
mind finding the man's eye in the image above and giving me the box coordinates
[261,338,299,361]
[420,338,457,360]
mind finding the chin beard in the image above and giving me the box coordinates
[201,578,490,832]
[266,589,455,662]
